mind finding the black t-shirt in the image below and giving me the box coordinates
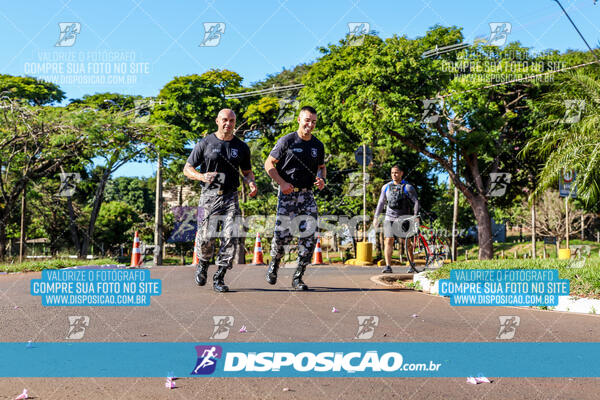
[187,133,251,193]
[269,132,325,189]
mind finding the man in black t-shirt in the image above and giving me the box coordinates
[264,106,326,290]
[184,109,257,293]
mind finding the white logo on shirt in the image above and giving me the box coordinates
[212,148,220,153]
[292,148,303,153]
[311,148,317,158]
[230,148,238,158]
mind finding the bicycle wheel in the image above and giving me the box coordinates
[432,236,450,264]
[405,232,432,273]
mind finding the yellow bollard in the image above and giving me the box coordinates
[357,241,373,263]
[345,242,373,266]
[558,249,571,260]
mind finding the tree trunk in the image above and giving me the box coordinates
[0,223,7,261]
[80,164,113,258]
[153,155,163,266]
[469,195,494,259]
[0,183,26,260]
[19,186,26,263]
[451,185,459,262]
[66,196,80,253]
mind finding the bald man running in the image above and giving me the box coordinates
[184,109,257,292]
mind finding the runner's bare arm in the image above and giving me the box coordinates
[242,169,258,197]
[183,162,215,183]
[314,164,327,190]
[265,155,293,194]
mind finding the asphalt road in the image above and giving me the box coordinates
[1,265,599,399]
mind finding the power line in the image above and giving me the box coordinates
[552,0,600,62]
[223,55,600,104]
[224,83,305,99]
[422,42,472,58]
[438,58,600,99]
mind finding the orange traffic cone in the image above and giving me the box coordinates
[192,230,200,265]
[130,231,142,267]
[192,247,200,265]
[312,234,326,265]
[251,233,266,265]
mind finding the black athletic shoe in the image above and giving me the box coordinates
[266,260,279,285]
[195,263,209,286]
[292,265,308,290]
[292,278,308,291]
[213,280,229,293]
[213,266,229,292]
[382,265,393,274]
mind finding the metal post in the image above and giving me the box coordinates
[565,197,570,249]
[531,203,537,259]
[19,185,26,263]
[362,143,367,242]
[153,154,163,266]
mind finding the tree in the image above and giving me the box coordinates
[65,93,172,258]
[529,68,600,205]
[514,191,591,252]
[300,26,559,259]
[104,177,155,215]
[92,201,141,253]
[0,99,91,259]
[153,69,244,140]
[0,74,65,105]
[251,64,311,89]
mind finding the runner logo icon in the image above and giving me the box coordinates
[191,345,222,375]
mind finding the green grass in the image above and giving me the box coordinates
[0,258,120,273]
[456,239,600,261]
[426,258,600,299]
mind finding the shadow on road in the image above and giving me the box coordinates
[227,286,409,293]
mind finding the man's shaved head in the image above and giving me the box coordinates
[216,109,237,136]
[217,109,236,119]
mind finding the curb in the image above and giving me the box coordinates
[370,273,414,287]
[412,272,600,315]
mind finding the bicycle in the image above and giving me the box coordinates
[404,214,451,273]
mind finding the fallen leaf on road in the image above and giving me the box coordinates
[475,375,491,383]
[411,314,418,318]
[332,307,339,313]
[239,325,247,333]
[14,389,28,399]
[165,377,176,389]
[466,377,478,385]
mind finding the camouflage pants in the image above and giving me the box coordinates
[194,191,240,268]
[270,190,318,267]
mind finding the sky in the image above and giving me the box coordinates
[1,0,599,177]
